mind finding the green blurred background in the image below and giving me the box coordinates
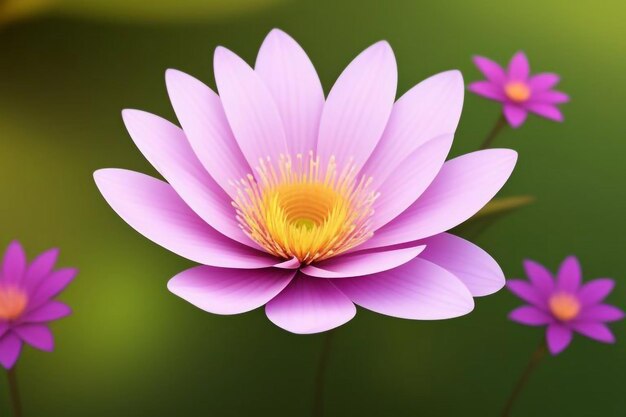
[1,0,625,415]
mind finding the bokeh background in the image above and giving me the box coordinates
[1,0,625,415]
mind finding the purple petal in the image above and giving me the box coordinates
[317,41,397,173]
[358,149,517,250]
[508,51,530,80]
[570,322,615,344]
[371,134,453,229]
[530,90,569,104]
[122,109,253,248]
[23,248,59,291]
[525,103,564,122]
[468,80,505,101]
[165,69,250,200]
[265,274,356,334]
[556,256,582,292]
[546,324,573,355]
[255,29,324,155]
[14,324,54,351]
[29,268,76,308]
[507,280,547,308]
[522,259,555,295]
[94,169,278,269]
[300,245,425,279]
[528,73,560,91]
[2,241,26,284]
[472,56,506,84]
[168,266,296,315]
[576,304,624,323]
[417,233,505,297]
[0,322,8,338]
[213,46,289,168]
[22,301,72,323]
[509,305,553,326]
[577,278,615,306]
[333,257,474,320]
[362,70,463,183]
[0,333,22,369]
[503,104,527,128]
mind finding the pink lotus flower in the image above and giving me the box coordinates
[508,256,623,355]
[468,51,569,128]
[94,29,517,334]
[0,241,75,368]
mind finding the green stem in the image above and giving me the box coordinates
[312,331,334,417]
[479,114,508,150]
[7,367,22,417]
[501,342,547,417]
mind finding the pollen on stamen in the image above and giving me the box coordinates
[232,152,379,264]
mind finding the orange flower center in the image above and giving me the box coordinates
[0,285,28,321]
[233,152,378,264]
[504,81,531,103]
[548,293,580,322]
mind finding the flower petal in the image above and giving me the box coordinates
[0,333,22,369]
[266,274,356,334]
[522,260,555,295]
[213,46,289,168]
[556,256,582,292]
[528,73,560,91]
[23,248,59,291]
[0,323,8,339]
[371,134,453,229]
[577,278,615,306]
[525,103,564,122]
[507,280,547,308]
[94,169,278,269]
[22,301,72,323]
[508,51,530,80]
[576,305,624,323]
[316,41,397,173]
[358,149,517,250]
[168,266,296,315]
[363,70,463,183]
[165,69,250,199]
[301,245,425,279]
[503,104,528,128]
[255,29,325,155]
[122,109,253,248]
[570,322,615,344]
[468,80,505,101]
[14,324,54,351]
[546,324,573,355]
[417,233,505,297]
[530,90,569,104]
[509,305,553,326]
[2,241,26,284]
[473,55,506,83]
[333,257,474,320]
[29,268,76,308]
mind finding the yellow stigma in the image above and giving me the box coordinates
[549,293,580,322]
[504,81,531,103]
[233,153,378,264]
[0,285,28,321]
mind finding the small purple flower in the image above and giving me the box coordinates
[469,51,569,128]
[508,256,623,355]
[0,241,76,369]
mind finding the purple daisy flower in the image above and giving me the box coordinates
[95,29,517,334]
[0,241,76,369]
[508,256,623,355]
[468,51,569,128]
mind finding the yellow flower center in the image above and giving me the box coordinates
[0,285,28,321]
[233,153,378,264]
[504,81,531,103]
[548,293,580,322]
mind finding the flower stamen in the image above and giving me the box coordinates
[0,285,28,321]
